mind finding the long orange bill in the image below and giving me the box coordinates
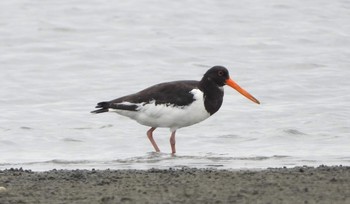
[225,78,260,104]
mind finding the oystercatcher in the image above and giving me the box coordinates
[91,66,260,153]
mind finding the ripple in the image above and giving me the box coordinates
[0,140,16,145]
[283,129,306,135]
[111,154,291,164]
[62,138,84,142]
[99,124,114,129]
[20,126,33,130]
[72,127,93,130]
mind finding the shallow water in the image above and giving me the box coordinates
[1,0,350,171]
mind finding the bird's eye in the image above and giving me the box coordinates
[218,71,224,76]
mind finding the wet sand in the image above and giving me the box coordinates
[0,166,349,204]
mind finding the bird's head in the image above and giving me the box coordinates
[204,66,260,104]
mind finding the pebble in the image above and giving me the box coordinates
[0,186,7,192]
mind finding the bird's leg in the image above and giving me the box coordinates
[170,131,176,154]
[147,127,160,152]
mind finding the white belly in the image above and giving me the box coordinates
[111,89,210,131]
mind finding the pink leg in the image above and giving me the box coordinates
[170,131,176,154]
[147,127,160,152]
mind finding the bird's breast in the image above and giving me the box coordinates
[202,86,224,115]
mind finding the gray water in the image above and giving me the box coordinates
[1,0,350,171]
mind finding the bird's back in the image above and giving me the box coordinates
[110,80,200,106]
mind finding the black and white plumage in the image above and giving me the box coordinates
[91,66,260,153]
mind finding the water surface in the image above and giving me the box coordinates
[1,0,349,171]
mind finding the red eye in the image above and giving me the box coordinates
[218,71,224,76]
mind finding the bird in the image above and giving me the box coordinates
[91,66,260,154]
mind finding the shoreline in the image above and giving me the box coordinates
[1,166,349,203]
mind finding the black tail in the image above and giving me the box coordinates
[91,102,110,114]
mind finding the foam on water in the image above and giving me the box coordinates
[1,0,350,170]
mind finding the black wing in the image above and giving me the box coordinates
[91,80,199,113]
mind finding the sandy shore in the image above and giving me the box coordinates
[0,166,349,204]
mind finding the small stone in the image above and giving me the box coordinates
[0,186,7,192]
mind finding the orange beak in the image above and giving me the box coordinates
[225,78,260,104]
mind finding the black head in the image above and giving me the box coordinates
[201,65,261,104]
[203,66,230,87]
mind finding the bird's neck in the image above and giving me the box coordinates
[199,78,224,115]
